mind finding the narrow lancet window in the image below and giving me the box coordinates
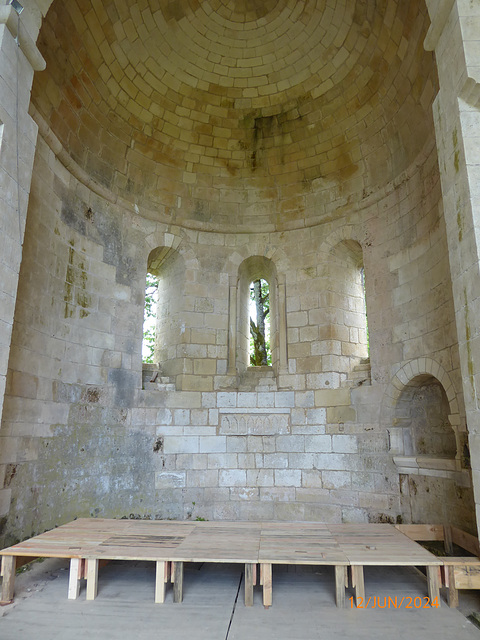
[360,266,369,356]
[142,272,158,363]
[249,278,271,365]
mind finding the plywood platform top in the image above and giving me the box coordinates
[329,523,443,566]
[0,519,442,566]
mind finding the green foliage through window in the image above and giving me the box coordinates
[249,278,271,366]
[143,273,158,363]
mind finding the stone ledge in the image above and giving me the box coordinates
[393,455,470,483]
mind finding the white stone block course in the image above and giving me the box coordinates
[274,391,295,407]
[207,453,238,469]
[306,408,327,424]
[257,392,275,407]
[332,435,358,453]
[186,470,218,487]
[155,472,186,489]
[275,435,305,452]
[305,435,332,453]
[199,435,226,453]
[263,453,289,468]
[219,469,246,486]
[184,426,217,436]
[173,409,190,425]
[237,392,256,407]
[163,436,199,454]
[274,469,302,487]
[246,469,274,487]
[217,391,236,407]
[322,471,351,490]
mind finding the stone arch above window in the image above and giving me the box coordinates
[228,255,287,377]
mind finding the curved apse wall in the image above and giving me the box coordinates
[3,0,469,543]
[31,0,438,233]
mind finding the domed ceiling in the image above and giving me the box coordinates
[32,0,437,231]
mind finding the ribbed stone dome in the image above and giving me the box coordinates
[32,0,437,231]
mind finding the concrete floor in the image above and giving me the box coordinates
[1,559,480,640]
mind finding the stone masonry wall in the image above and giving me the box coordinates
[0,130,475,544]
[0,8,43,520]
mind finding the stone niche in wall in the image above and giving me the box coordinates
[396,375,456,457]
[390,374,475,528]
[391,374,463,475]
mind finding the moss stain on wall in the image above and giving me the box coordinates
[453,127,460,174]
[464,288,475,395]
[63,240,90,319]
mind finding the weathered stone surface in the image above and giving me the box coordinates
[0,0,479,543]
[219,412,290,436]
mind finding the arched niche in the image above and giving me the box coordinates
[145,245,186,382]
[394,374,456,458]
[389,372,475,530]
[320,239,369,376]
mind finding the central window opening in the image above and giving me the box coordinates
[142,272,159,363]
[235,256,279,374]
[249,278,271,366]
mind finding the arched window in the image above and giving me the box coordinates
[142,246,185,381]
[142,272,158,363]
[319,240,369,378]
[360,266,369,355]
[230,256,287,376]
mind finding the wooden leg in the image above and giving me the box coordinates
[171,562,175,583]
[352,566,365,608]
[253,563,257,586]
[447,566,459,608]
[441,565,447,588]
[165,561,171,583]
[68,558,82,600]
[261,563,272,608]
[0,556,15,604]
[344,566,349,588]
[245,563,254,607]
[155,561,166,603]
[173,561,183,603]
[427,566,440,607]
[444,525,453,555]
[86,559,99,601]
[335,565,346,608]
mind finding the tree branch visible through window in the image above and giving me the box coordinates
[143,273,158,363]
[249,278,271,366]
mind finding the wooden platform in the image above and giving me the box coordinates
[0,519,444,608]
[396,523,480,608]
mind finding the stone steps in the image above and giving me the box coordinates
[142,366,175,391]
[344,360,371,387]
